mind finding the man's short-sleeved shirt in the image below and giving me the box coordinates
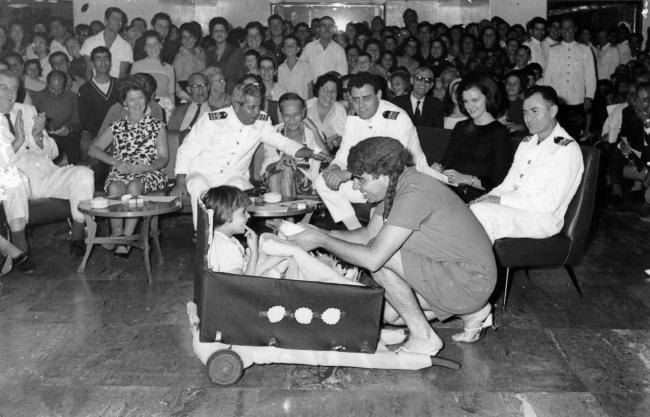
[80,31,133,78]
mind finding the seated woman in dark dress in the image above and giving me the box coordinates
[433,71,513,202]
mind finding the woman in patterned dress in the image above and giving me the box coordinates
[88,76,169,256]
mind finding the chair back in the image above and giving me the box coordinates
[562,146,600,265]
[194,201,212,307]
[416,126,452,164]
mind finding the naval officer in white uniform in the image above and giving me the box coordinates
[172,82,328,226]
[470,85,584,242]
[314,72,436,230]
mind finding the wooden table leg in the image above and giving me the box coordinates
[150,215,163,264]
[78,214,97,273]
[142,216,152,283]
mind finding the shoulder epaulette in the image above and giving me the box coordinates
[382,111,399,120]
[521,135,533,143]
[257,113,269,121]
[554,136,573,146]
[208,111,228,121]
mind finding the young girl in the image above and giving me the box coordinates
[202,186,359,285]
[261,93,330,197]
[203,185,259,275]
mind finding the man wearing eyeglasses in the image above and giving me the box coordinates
[392,67,444,128]
[315,72,439,230]
[166,72,214,178]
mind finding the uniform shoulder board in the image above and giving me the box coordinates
[208,111,227,121]
[382,111,399,120]
[257,113,269,121]
[521,135,533,143]
[554,136,573,146]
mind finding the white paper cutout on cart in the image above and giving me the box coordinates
[260,306,344,325]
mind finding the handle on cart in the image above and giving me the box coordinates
[431,356,462,370]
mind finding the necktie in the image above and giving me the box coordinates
[3,113,15,137]
[414,100,422,124]
[187,104,202,130]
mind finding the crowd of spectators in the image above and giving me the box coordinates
[1,6,650,271]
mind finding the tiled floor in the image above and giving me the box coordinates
[0,207,649,417]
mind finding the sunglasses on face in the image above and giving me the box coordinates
[414,75,434,84]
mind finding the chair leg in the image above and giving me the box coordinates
[564,265,583,297]
[502,267,514,310]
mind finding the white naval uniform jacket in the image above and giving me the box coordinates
[488,123,584,222]
[331,100,429,171]
[175,106,303,189]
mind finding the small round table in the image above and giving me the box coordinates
[78,198,182,282]
[247,195,322,221]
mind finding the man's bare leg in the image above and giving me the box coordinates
[372,266,443,353]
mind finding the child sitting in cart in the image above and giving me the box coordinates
[202,185,359,285]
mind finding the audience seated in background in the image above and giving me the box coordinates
[391,66,444,128]
[306,72,347,150]
[470,85,584,242]
[434,71,513,203]
[133,12,179,65]
[87,75,169,256]
[261,93,330,197]
[0,69,94,259]
[78,46,120,164]
[31,70,82,164]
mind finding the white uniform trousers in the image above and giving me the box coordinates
[186,172,252,229]
[1,170,31,225]
[314,174,367,223]
[30,166,94,223]
[470,202,563,244]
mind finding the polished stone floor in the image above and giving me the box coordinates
[0,205,649,417]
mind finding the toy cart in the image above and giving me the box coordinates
[191,203,460,386]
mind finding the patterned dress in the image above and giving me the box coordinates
[105,115,168,193]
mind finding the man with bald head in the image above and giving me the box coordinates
[31,70,81,164]
[0,69,94,261]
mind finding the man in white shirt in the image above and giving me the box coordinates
[542,18,596,139]
[80,7,133,79]
[470,86,584,242]
[596,29,620,81]
[171,83,327,227]
[523,17,547,69]
[314,72,435,230]
[299,16,347,81]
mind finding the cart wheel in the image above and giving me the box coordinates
[206,349,244,386]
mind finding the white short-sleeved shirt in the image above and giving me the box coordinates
[278,60,312,100]
[299,39,348,82]
[207,230,247,273]
[80,31,133,78]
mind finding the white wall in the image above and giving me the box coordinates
[73,0,547,30]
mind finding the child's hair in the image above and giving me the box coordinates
[278,92,306,113]
[244,49,261,64]
[202,185,249,227]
